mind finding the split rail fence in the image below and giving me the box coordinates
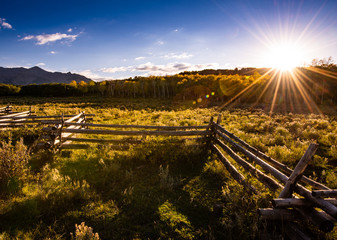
[209,115,336,239]
[0,105,12,114]
[0,106,94,129]
[32,112,337,238]
[40,111,209,150]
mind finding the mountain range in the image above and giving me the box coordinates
[0,66,92,85]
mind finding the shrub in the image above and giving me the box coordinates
[71,222,100,240]
[329,145,337,160]
[158,165,175,190]
[158,200,194,239]
[0,138,30,195]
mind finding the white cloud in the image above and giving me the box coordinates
[0,18,13,29]
[156,40,164,45]
[138,62,219,75]
[135,56,145,61]
[67,28,73,32]
[36,62,46,67]
[173,28,183,33]
[50,51,57,54]
[135,62,188,73]
[78,70,104,80]
[162,52,193,59]
[99,62,219,76]
[100,66,133,73]
[21,32,79,45]
[22,35,34,40]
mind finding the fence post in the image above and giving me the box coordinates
[279,143,318,198]
[82,111,87,128]
[206,116,214,149]
[59,113,64,146]
[216,113,221,125]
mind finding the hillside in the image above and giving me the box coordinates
[0,66,91,85]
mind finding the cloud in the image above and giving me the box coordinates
[21,32,79,45]
[156,40,164,45]
[36,62,46,67]
[100,66,133,73]
[49,51,57,54]
[78,70,104,80]
[136,62,219,75]
[67,28,73,32]
[135,56,145,61]
[100,62,219,76]
[173,28,183,33]
[0,18,13,29]
[162,52,193,59]
[135,62,187,73]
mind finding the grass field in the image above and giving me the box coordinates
[1,97,337,239]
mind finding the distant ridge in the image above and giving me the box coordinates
[180,67,272,76]
[0,66,92,85]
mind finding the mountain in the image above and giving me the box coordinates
[0,66,92,85]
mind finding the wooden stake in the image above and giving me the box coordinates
[279,143,318,198]
[216,113,222,125]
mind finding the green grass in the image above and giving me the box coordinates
[1,97,337,239]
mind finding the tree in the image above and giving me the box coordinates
[97,81,107,96]
[78,81,88,96]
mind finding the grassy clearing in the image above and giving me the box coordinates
[1,97,337,239]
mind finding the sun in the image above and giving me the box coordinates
[264,42,304,72]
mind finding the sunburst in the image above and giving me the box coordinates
[264,42,305,72]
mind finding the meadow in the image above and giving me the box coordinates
[1,96,337,239]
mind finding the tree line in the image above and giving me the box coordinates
[1,58,336,106]
[0,73,268,101]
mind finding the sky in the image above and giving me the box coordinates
[1,0,337,80]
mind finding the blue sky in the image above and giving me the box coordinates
[1,0,337,80]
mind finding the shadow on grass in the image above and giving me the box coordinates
[0,139,261,239]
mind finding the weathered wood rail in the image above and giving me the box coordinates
[0,105,12,114]
[39,112,337,238]
[0,108,32,127]
[0,107,94,128]
[209,114,337,239]
[40,112,208,150]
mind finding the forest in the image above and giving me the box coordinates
[0,59,337,110]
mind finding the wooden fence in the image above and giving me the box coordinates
[39,113,337,238]
[209,115,336,239]
[0,107,32,127]
[40,112,209,150]
[0,105,12,114]
[0,107,94,128]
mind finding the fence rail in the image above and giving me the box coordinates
[0,105,12,114]
[40,113,208,150]
[0,107,94,128]
[209,115,337,238]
